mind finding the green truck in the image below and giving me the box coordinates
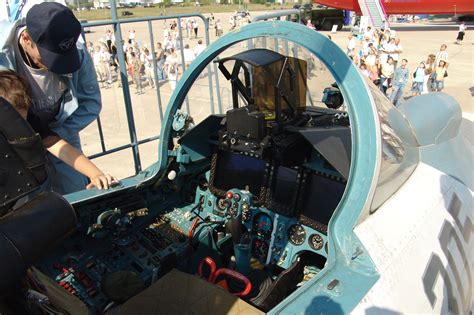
[294,4,346,31]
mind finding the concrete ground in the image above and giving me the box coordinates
[79,12,473,180]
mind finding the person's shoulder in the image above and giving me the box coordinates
[0,19,23,50]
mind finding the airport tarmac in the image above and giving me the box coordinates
[79,12,473,180]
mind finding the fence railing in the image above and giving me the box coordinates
[81,0,220,175]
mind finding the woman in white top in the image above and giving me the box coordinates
[456,23,466,45]
[378,56,394,95]
[166,49,179,91]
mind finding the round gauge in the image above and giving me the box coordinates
[227,205,238,217]
[252,213,273,239]
[252,239,269,261]
[288,224,306,246]
[217,198,229,211]
[308,234,324,250]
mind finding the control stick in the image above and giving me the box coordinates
[225,190,251,275]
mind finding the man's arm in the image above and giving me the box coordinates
[47,139,117,189]
[57,42,102,133]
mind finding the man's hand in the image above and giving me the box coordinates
[86,174,119,190]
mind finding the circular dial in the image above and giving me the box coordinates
[308,234,324,250]
[227,205,238,217]
[288,224,306,246]
[252,239,269,261]
[217,198,229,211]
[252,213,273,239]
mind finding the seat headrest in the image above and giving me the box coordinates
[0,97,48,215]
[0,191,77,296]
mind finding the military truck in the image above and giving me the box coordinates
[294,4,346,30]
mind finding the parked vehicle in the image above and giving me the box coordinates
[79,20,91,33]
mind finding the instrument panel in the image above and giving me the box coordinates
[198,182,329,268]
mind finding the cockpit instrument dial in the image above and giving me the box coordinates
[252,239,269,261]
[217,198,229,211]
[227,205,238,217]
[252,213,273,239]
[288,224,306,246]
[308,234,324,250]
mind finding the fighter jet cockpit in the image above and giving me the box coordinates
[0,40,354,312]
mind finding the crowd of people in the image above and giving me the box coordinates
[87,19,208,94]
[88,11,255,95]
[344,25,452,107]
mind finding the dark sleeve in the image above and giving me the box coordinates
[26,112,61,148]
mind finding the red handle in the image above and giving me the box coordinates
[212,268,252,297]
[198,256,217,281]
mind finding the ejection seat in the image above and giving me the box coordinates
[0,97,77,312]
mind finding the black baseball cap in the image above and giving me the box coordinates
[26,2,82,74]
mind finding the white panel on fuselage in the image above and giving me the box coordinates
[353,163,473,314]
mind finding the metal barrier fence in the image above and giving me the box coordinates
[81,4,301,177]
[81,0,220,175]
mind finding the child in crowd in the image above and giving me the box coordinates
[0,71,118,190]
[359,63,370,78]
[411,62,426,96]
[432,60,448,92]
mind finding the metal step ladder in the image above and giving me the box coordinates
[359,0,387,29]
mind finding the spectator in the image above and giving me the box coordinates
[209,13,215,26]
[192,19,199,39]
[216,19,223,37]
[380,37,395,65]
[183,44,195,68]
[229,15,236,31]
[87,41,94,55]
[362,36,371,57]
[93,46,104,85]
[434,44,449,68]
[105,29,113,53]
[365,47,379,84]
[166,48,179,92]
[186,19,192,38]
[391,38,403,68]
[423,54,436,94]
[346,34,356,57]
[143,48,155,89]
[98,45,112,88]
[194,39,206,56]
[390,59,409,106]
[432,60,448,92]
[411,61,426,96]
[364,26,373,41]
[128,29,136,45]
[455,22,466,45]
[156,42,166,80]
[378,56,394,95]
[359,63,370,78]
[0,2,101,194]
[130,52,143,95]
[174,34,182,50]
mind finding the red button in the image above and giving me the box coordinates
[226,191,233,199]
